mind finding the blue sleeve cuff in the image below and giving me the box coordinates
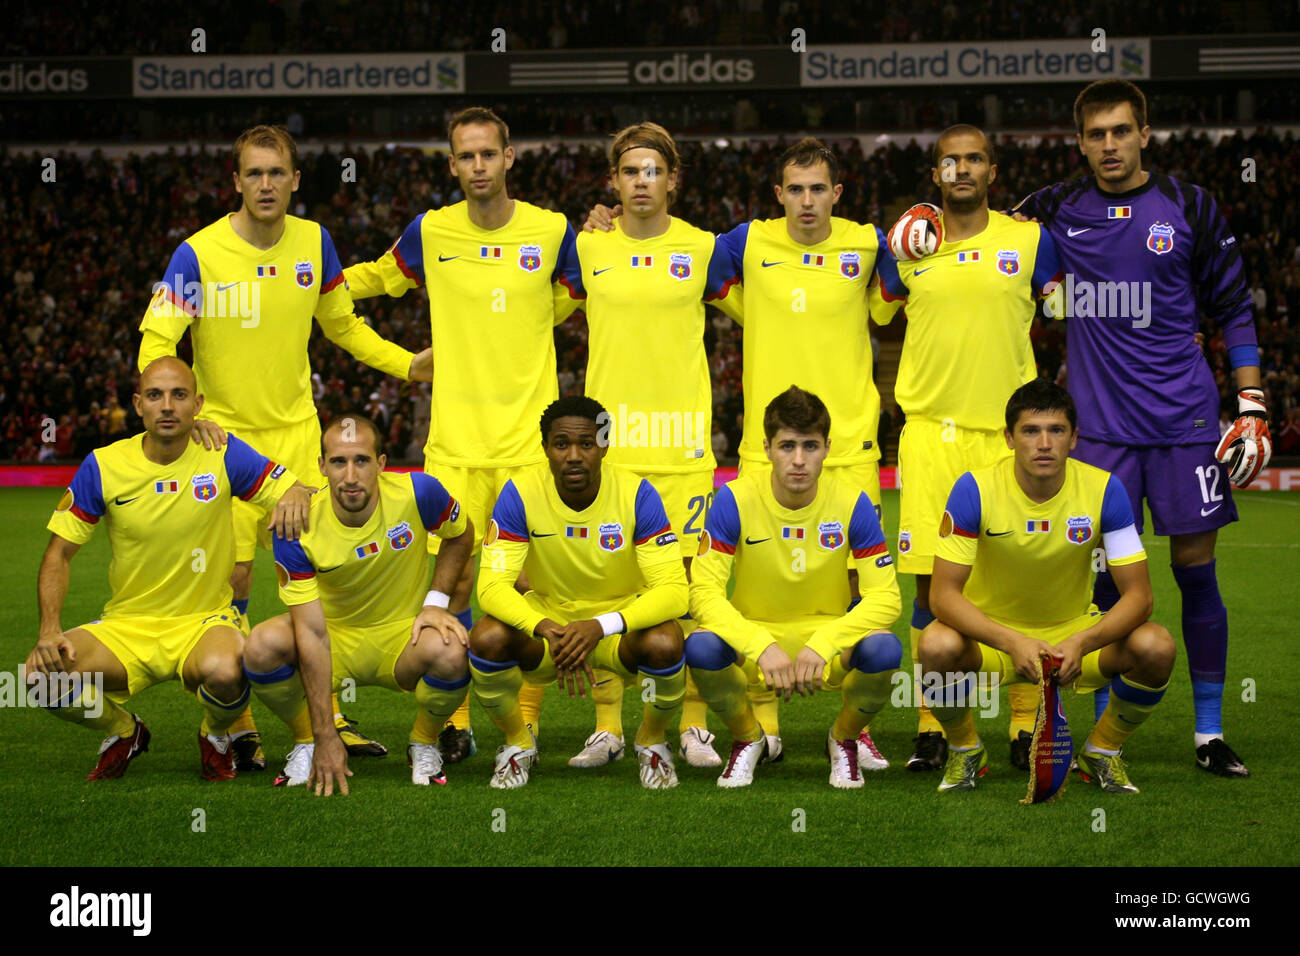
[1227,344,1260,370]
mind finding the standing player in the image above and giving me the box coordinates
[558,122,741,770]
[25,357,308,780]
[468,396,690,790]
[589,138,897,767]
[871,126,1064,773]
[346,107,584,761]
[243,415,474,793]
[687,387,903,788]
[922,380,1175,794]
[139,124,430,768]
[1013,80,1265,776]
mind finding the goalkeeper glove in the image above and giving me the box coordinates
[1214,387,1272,487]
[886,203,943,261]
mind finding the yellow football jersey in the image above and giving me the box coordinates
[571,217,737,473]
[274,471,468,629]
[138,214,414,432]
[345,201,583,469]
[477,463,688,634]
[712,217,886,467]
[935,457,1145,628]
[48,434,297,619]
[690,470,901,663]
[869,211,1063,431]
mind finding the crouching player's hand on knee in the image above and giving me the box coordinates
[793,646,827,697]
[411,606,468,647]
[757,642,796,702]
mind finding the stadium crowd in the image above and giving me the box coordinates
[11,0,1295,56]
[3,128,1298,462]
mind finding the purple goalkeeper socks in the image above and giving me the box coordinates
[1173,560,1229,736]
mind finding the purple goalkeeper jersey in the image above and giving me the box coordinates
[1016,172,1258,447]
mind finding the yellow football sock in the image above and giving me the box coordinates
[518,681,544,737]
[246,664,312,743]
[635,660,687,747]
[912,627,944,734]
[679,672,709,732]
[46,680,135,737]
[927,671,980,749]
[470,659,532,749]
[1088,675,1168,753]
[444,697,471,733]
[225,705,259,738]
[590,668,625,736]
[690,665,761,742]
[832,668,892,742]
[749,686,779,737]
[197,683,251,736]
[414,675,470,741]
[1008,681,1038,738]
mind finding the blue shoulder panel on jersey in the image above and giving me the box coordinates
[848,491,886,551]
[67,452,106,522]
[945,472,982,536]
[1032,226,1065,295]
[411,472,454,530]
[1100,473,1137,533]
[392,212,427,285]
[707,222,749,291]
[873,230,909,300]
[224,434,278,500]
[319,225,346,294]
[158,241,202,314]
[633,478,672,543]
[553,223,585,298]
[703,483,740,548]
[492,480,528,541]
[272,533,315,577]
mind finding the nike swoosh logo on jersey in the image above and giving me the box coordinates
[986,529,1013,536]
[914,266,933,275]
[593,267,613,276]
[438,254,460,262]
[215,282,238,292]
[1200,504,1222,517]
[1066,227,1093,237]
[317,565,342,573]
[744,536,770,545]
[113,496,140,505]
[530,530,556,538]
[760,260,783,268]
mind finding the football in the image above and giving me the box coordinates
[888,202,944,261]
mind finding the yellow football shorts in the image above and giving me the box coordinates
[81,607,242,701]
[426,464,519,556]
[328,616,417,693]
[230,417,323,561]
[641,470,715,559]
[975,608,1109,693]
[896,416,1010,575]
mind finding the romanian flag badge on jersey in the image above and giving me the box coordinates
[566,526,589,539]
[630,255,653,267]
[1108,206,1131,219]
[355,541,380,559]
[155,480,179,494]
[781,526,805,540]
[1021,657,1073,805]
[480,246,502,259]
[956,250,981,263]
[1026,519,1051,533]
[802,253,824,266]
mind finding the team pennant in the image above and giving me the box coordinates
[1021,657,1073,805]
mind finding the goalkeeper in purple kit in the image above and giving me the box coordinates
[1013,80,1267,777]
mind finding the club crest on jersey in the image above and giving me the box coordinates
[818,520,845,550]
[899,530,912,553]
[387,521,414,551]
[996,250,1020,276]
[191,473,218,502]
[839,252,861,279]
[1146,223,1175,256]
[598,522,624,552]
[669,253,692,281]
[1066,515,1094,545]
[294,260,314,289]
[518,244,543,272]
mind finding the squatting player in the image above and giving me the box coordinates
[871,125,1064,773]
[922,379,1175,794]
[588,138,897,770]
[468,396,690,790]
[558,121,743,770]
[26,357,308,780]
[687,387,903,789]
[139,124,429,767]
[346,107,583,761]
[243,415,474,794]
[1013,80,1264,776]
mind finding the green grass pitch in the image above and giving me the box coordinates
[1,486,1297,867]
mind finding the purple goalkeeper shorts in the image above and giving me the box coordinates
[1073,437,1238,537]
